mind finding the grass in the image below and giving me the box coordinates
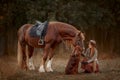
[0,52,120,80]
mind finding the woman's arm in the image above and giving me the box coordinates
[81,48,89,57]
[87,49,98,63]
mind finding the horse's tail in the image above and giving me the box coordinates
[17,24,29,68]
[17,40,23,67]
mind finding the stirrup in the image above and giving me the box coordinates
[38,40,44,45]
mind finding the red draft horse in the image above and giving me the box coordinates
[17,21,85,72]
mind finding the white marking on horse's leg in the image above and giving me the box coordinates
[28,57,35,70]
[46,59,53,72]
[38,65,45,72]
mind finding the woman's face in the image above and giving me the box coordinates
[88,43,93,48]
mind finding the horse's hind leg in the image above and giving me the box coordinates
[27,45,35,70]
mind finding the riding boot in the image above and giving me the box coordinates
[38,39,44,45]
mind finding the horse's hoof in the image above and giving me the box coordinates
[21,64,28,70]
[46,67,53,72]
[46,59,53,72]
[28,62,35,70]
[38,65,45,72]
[28,65,35,70]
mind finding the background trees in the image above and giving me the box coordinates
[0,0,120,56]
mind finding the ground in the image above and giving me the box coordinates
[0,52,120,80]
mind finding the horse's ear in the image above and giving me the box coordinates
[76,31,85,40]
[76,31,81,36]
[81,32,85,40]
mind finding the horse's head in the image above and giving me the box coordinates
[73,31,85,52]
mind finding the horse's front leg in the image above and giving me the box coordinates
[46,48,54,72]
[38,44,50,72]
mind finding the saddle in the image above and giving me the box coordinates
[29,20,49,38]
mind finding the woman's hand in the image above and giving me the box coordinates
[81,53,85,57]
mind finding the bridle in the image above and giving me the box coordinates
[75,32,85,52]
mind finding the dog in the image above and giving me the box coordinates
[65,46,81,75]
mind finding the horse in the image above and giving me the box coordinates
[17,21,85,72]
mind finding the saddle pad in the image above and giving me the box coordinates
[29,25,40,37]
[29,21,48,38]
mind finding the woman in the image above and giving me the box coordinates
[81,40,99,73]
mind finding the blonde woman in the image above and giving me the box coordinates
[81,40,99,73]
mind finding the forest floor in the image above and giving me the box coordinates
[0,52,120,80]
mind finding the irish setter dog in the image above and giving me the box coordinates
[65,46,82,75]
